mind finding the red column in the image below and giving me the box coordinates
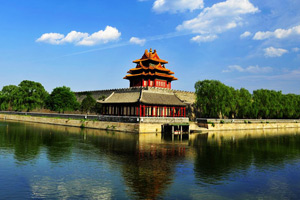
[184,107,186,117]
[139,105,142,117]
[164,106,166,117]
[173,107,175,117]
[143,105,145,117]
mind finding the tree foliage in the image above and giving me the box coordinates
[195,80,300,119]
[0,81,48,111]
[81,94,96,114]
[15,80,49,111]
[0,85,19,110]
[46,86,79,113]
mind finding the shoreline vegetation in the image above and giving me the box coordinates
[0,80,100,115]
[0,79,299,121]
[195,80,300,119]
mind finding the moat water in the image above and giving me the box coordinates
[0,120,300,199]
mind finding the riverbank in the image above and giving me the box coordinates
[0,112,299,133]
[0,111,190,133]
[194,118,300,131]
[0,113,139,133]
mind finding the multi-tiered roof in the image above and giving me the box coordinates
[124,48,177,88]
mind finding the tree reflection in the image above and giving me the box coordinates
[190,129,300,185]
[0,122,73,163]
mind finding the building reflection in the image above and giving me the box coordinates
[84,131,187,199]
[0,121,188,199]
[2,120,300,199]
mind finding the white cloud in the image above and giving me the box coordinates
[264,47,288,57]
[77,26,121,46]
[292,47,299,52]
[129,37,146,46]
[191,34,218,43]
[153,0,204,13]
[36,33,65,44]
[253,25,300,40]
[36,26,121,46]
[240,31,251,38]
[223,65,272,73]
[61,31,89,43]
[176,0,258,42]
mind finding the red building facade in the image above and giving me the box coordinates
[99,49,186,118]
[124,48,177,89]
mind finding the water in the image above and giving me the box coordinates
[0,120,300,199]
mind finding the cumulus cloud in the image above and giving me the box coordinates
[223,65,272,73]
[61,31,89,43]
[153,0,204,13]
[36,33,65,45]
[36,26,121,46]
[264,47,288,57]
[191,34,218,43]
[253,25,300,40]
[240,31,251,38]
[129,37,146,46]
[176,0,258,42]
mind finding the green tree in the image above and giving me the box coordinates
[14,80,48,111]
[81,94,96,114]
[253,89,283,119]
[195,80,234,118]
[236,88,252,118]
[46,86,79,113]
[194,80,300,119]
[0,85,19,110]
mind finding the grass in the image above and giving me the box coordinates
[208,122,215,127]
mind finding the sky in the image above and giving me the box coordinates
[0,0,300,94]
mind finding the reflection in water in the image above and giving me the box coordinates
[0,121,188,199]
[1,120,300,199]
[190,129,300,186]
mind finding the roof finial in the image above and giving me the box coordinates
[150,48,152,53]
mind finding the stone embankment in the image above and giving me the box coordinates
[0,112,188,133]
[0,112,139,133]
[194,118,300,131]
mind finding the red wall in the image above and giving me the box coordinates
[130,78,171,89]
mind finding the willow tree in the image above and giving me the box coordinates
[195,80,236,118]
[14,80,48,111]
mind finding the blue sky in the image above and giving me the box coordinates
[0,0,299,94]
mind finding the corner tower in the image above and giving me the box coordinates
[123,48,177,89]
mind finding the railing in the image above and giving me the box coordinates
[196,118,299,124]
[0,111,98,120]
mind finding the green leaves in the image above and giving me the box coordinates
[46,86,80,113]
[81,94,96,114]
[0,81,48,111]
[195,80,300,119]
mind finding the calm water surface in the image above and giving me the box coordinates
[0,120,300,199]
